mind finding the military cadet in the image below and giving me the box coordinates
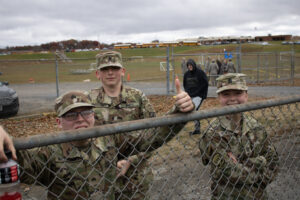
[199,73,279,200]
[0,91,132,199]
[181,57,188,74]
[220,58,228,74]
[208,59,219,86]
[89,50,195,200]
[227,58,236,73]
[204,56,211,75]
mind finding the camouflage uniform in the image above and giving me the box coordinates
[90,51,187,200]
[227,59,236,73]
[221,59,228,74]
[89,86,185,200]
[199,74,279,199]
[208,60,219,86]
[18,139,117,200]
[181,57,188,74]
[17,91,118,199]
[204,57,211,75]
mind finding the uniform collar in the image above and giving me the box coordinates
[60,141,101,162]
[99,85,129,105]
[218,113,250,135]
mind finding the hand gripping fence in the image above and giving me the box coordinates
[12,95,300,200]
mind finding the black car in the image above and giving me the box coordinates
[0,81,19,117]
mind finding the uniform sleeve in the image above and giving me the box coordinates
[199,126,279,188]
[199,129,257,185]
[116,93,186,159]
[243,127,279,187]
[17,147,53,185]
[223,129,279,188]
[140,92,156,118]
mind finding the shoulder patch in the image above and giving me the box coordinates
[212,153,224,167]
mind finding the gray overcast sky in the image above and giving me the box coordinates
[1,0,299,47]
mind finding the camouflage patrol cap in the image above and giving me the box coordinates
[55,91,94,117]
[216,73,248,94]
[96,51,123,70]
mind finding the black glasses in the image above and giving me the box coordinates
[62,110,94,121]
[100,66,121,72]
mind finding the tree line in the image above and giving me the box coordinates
[3,39,112,52]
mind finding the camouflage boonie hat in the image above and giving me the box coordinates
[216,73,248,94]
[96,51,123,69]
[55,91,94,117]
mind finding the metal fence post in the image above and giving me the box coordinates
[166,46,170,95]
[291,45,295,86]
[171,46,175,93]
[236,43,242,73]
[257,53,260,83]
[275,52,279,81]
[55,51,60,97]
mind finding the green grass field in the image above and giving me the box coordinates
[0,42,299,84]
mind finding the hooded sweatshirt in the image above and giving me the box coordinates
[183,59,208,98]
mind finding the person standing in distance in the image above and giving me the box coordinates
[208,59,219,86]
[183,58,209,135]
[227,58,236,73]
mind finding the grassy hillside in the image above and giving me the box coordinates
[0,42,299,84]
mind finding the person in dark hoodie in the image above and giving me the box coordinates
[183,59,209,135]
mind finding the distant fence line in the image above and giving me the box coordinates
[0,49,299,95]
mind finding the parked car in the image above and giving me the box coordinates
[294,41,300,45]
[0,80,19,117]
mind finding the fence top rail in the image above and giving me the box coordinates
[13,95,300,150]
[173,51,294,57]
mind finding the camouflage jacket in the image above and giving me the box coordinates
[208,62,219,75]
[199,114,279,200]
[18,139,117,200]
[88,85,185,157]
[227,62,236,73]
[89,85,186,199]
[204,60,210,74]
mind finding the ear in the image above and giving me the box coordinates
[120,68,125,76]
[95,70,101,80]
[217,93,221,102]
[245,91,249,100]
[56,117,63,129]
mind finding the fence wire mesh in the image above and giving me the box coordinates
[173,51,299,85]
[11,96,300,200]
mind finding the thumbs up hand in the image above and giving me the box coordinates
[174,75,194,112]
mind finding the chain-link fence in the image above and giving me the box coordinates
[172,51,299,86]
[1,49,299,91]
[12,95,300,200]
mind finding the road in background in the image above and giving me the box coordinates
[10,82,300,115]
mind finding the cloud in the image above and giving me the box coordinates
[1,0,299,47]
